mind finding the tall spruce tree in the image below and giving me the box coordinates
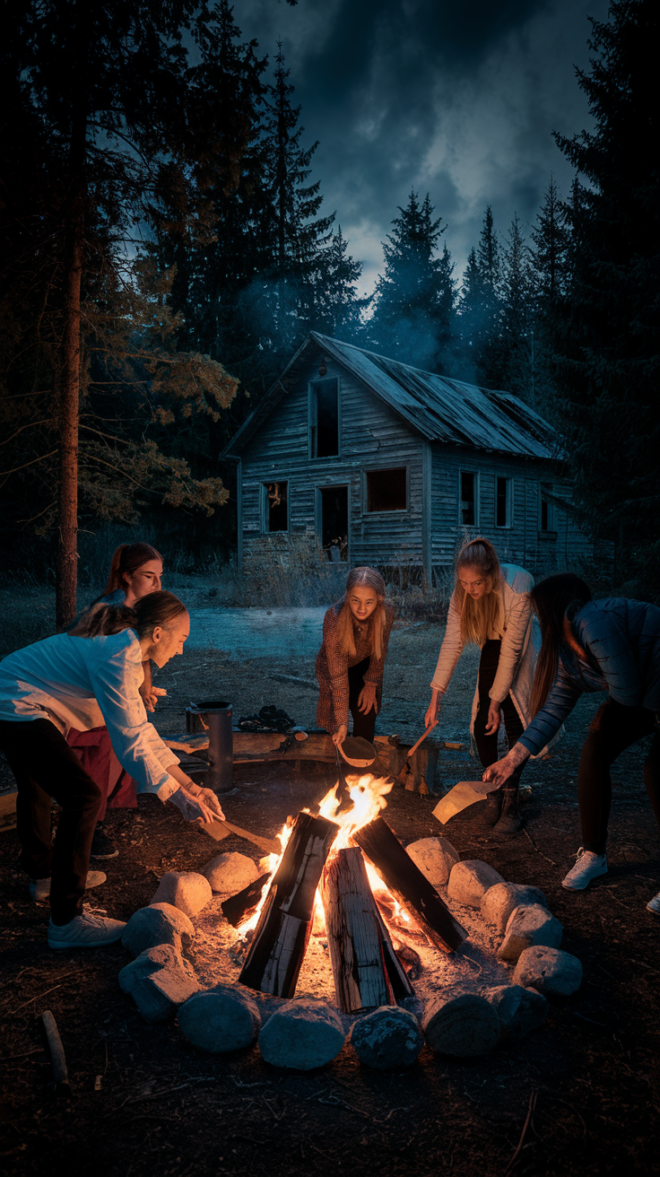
[369,192,455,371]
[473,205,504,386]
[315,227,365,340]
[498,215,535,401]
[553,0,659,589]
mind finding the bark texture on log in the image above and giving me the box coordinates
[239,812,338,997]
[221,872,271,928]
[352,817,468,953]
[320,847,413,1013]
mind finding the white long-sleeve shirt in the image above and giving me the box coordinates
[0,629,179,801]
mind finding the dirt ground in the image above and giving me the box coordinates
[1,613,659,1177]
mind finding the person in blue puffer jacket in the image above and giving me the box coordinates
[484,574,660,911]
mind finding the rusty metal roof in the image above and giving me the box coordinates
[223,332,560,460]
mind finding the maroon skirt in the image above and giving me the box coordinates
[67,726,137,820]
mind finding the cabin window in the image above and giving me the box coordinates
[310,378,339,458]
[495,476,513,528]
[263,481,288,532]
[460,471,478,526]
[366,467,407,513]
[540,483,555,532]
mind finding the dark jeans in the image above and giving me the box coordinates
[579,699,660,854]
[473,639,525,788]
[348,657,378,742]
[0,718,102,924]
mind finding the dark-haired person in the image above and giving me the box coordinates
[68,542,164,859]
[316,567,395,747]
[0,592,225,948]
[484,574,660,911]
[425,538,542,837]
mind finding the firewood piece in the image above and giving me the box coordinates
[222,872,271,928]
[203,819,280,856]
[320,847,413,1013]
[41,1010,71,1095]
[239,812,339,997]
[352,817,468,953]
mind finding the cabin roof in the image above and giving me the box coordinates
[223,331,560,461]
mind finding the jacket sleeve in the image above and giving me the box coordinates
[579,606,642,707]
[322,608,350,731]
[364,603,395,686]
[430,590,464,693]
[490,589,532,702]
[90,645,179,801]
[518,657,583,756]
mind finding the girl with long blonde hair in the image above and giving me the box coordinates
[425,538,539,836]
[316,567,394,747]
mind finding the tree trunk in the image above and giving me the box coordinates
[352,816,468,953]
[238,811,338,998]
[320,846,413,1014]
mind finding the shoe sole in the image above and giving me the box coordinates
[90,850,119,859]
[646,903,660,915]
[48,932,124,949]
[562,869,608,891]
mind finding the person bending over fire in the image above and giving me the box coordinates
[0,592,224,949]
[316,567,394,748]
[483,574,660,912]
[67,542,165,861]
[425,538,543,839]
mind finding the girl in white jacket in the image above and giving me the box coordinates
[425,538,538,836]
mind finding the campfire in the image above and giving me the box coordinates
[221,773,468,1014]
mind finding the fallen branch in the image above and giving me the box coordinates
[504,1088,537,1175]
[42,1010,71,1096]
[523,827,558,866]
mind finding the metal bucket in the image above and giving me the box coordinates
[185,700,233,794]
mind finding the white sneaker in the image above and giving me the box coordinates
[30,871,107,902]
[646,892,660,914]
[562,847,608,891]
[48,911,126,949]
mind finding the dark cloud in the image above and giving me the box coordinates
[236,0,610,292]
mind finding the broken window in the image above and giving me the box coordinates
[540,483,554,532]
[366,467,407,512]
[264,481,288,532]
[496,476,512,527]
[310,378,339,458]
[460,471,478,525]
[319,486,349,560]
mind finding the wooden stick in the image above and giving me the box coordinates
[202,819,280,856]
[396,722,437,782]
[42,1010,71,1096]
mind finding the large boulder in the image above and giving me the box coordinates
[177,986,261,1053]
[150,871,212,918]
[119,944,199,1023]
[405,838,460,886]
[349,1006,423,1070]
[498,905,563,962]
[258,1000,346,1071]
[422,989,501,1057]
[200,852,261,895]
[447,860,505,908]
[480,882,548,934]
[513,947,583,997]
[482,984,549,1041]
[122,903,195,958]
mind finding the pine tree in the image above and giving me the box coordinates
[472,205,504,386]
[553,0,659,589]
[498,215,536,401]
[530,176,570,313]
[315,227,365,340]
[369,192,455,372]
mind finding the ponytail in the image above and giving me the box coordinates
[71,591,186,641]
[529,574,592,715]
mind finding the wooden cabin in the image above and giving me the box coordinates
[223,332,591,582]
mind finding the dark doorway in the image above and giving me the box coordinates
[320,486,348,561]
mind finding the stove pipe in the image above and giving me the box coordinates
[186,700,233,793]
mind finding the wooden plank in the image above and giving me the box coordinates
[0,790,17,831]
[202,819,280,856]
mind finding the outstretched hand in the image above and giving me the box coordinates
[482,742,530,789]
[170,784,225,824]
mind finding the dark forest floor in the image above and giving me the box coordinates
[1,614,659,1177]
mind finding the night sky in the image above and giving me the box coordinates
[237,0,610,294]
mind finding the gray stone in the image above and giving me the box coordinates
[482,984,549,1041]
[122,903,195,958]
[447,860,505,908]
[258,999,346,1071]
[498,904,563,962]
[200,851,261,895]
[150,871,212,917]
[349,1006,423,1070]
[480,882,548,934]
[119,944,199,1022]
[422,990,501,1057]
[513,946,583,996]
[405,837,460,886]
[177,986,261,1053]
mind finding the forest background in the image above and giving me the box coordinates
[0,0,657,626]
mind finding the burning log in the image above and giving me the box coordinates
[221,872,271,929]
[352,817,468,953]
[320,847,413,1014]
[239,812,339,997]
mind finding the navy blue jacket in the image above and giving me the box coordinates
[519,598,660,756]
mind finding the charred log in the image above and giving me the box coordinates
[221,873,271,929]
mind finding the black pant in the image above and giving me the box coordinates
[578,699,660,854]
[348,657,378,742]
[473,640,525,787]
[0,718,102,924]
